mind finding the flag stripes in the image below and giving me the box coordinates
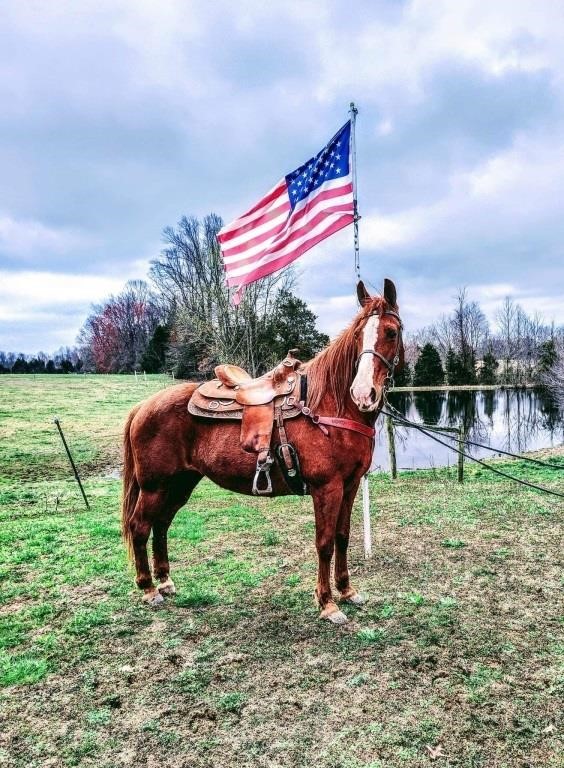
[218,121,354,299]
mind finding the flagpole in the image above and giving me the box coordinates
[349,102,372,559]
[349,101,360,280]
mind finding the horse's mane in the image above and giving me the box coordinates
[304,297,384,415]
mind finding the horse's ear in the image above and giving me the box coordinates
[357,280,371,307]
[383,278,397,307]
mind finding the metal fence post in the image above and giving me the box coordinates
[53,418,90,509]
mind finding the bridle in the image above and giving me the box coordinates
[355,309,403,391]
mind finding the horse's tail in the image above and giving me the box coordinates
[121,405,141,560]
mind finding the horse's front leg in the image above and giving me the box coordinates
[311,482,348,625]
[335,477,367,607]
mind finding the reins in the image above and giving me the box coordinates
[381,399,564,499]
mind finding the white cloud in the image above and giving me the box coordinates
[0,269,149,352]
[2,0,564,351]
[0,214,91,258]
[0,270,125,317]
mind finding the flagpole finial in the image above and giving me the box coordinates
[349,101,358,117]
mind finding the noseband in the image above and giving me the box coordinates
[355,309,403,389]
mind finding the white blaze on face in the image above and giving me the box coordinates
[351,314,380,410]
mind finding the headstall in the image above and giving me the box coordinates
[355,309,403,389]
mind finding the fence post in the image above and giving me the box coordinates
[53,418,90,510]
[457,425,465,483]
[386,415,397,479]
[362,474,372,559]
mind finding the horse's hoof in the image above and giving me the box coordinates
[327,609,349,625]
[142,589,164,607]
[319,601,349,625]
[341,591,367,607]
[158,577,176,596]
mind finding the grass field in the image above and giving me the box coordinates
[0,374,562,768]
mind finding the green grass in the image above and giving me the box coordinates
[0,374,563,767]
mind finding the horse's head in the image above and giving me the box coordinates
[350,279,404,412]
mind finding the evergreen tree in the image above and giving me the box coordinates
[262,289,330,364]
[446,347,477,385]
[413,344,444,386]
[11,356,28,373]
[446,348,463,385]
[141,325,171,373]
[479,350,499,385]
[537,340,557,376]
[465,351,478,384]
[59,359,74,373]
[393,360,411,387]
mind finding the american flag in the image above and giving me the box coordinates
[218,121,354,303]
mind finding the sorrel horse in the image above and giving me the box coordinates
[122,279,403,624]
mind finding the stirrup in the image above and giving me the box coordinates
[252,452,274,495]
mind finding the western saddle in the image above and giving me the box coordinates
[188,350,306,495]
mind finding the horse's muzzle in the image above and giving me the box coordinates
[350,385,383,412]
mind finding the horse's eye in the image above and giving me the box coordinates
[386,329,397,340]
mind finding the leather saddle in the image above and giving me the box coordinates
[188,350,305,495]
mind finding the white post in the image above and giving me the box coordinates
[362,474,372,559]
[134,370,138,384]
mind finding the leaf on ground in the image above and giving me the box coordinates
[426,744,446,760]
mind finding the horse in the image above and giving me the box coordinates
[121,279,404,624]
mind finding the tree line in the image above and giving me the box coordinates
[405,289,563,387]
[2,213,563,389]
[0,348,81,374]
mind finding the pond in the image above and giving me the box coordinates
[373,388,564,471]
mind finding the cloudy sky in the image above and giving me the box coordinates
[1,0,564,353]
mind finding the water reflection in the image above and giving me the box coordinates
[374,388,564,471]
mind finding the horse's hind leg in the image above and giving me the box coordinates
[129,489,167,606]
[152,472,202,597]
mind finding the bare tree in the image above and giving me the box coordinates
[542,338,564,408]
[496,297,519,383]
[429,314,456,359]
[78,280,163,372]
[150,214,295,376]
[452,288,488,370]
